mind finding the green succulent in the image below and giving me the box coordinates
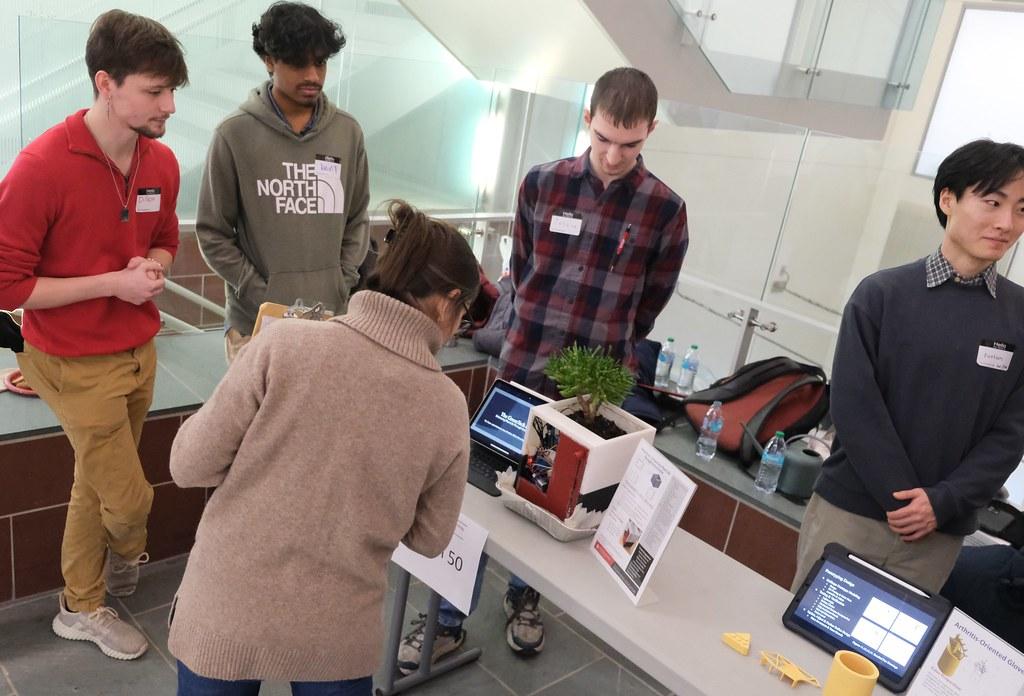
[544,345,635,425]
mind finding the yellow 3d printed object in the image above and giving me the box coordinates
[760,651,822,689]
[937,634,967,677]
[722,632,751,656]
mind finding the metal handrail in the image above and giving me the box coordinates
[159,311,203,334]
[677,271,840,336]
[177,212,514,233]
[163,279,226,317]
[164,213,515,333]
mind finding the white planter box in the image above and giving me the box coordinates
[516,397,656,519]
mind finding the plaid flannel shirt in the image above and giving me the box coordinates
[498,150,689,398]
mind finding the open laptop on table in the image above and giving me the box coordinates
[467,379,550,496]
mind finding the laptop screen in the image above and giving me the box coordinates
[470,380,549,461]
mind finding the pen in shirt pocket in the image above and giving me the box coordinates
[610,224,631,271]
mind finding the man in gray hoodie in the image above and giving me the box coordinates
[196,2,370,361]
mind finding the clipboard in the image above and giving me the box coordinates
[252,300,334,336]
[252,302,288,336]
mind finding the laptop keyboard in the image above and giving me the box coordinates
[467,449,502,497]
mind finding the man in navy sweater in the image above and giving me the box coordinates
[793,139,1024,594]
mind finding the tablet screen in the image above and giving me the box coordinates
[783,545,952,692]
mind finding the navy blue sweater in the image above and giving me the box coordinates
[816,258,1024,536]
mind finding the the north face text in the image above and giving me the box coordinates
[256,158,344,215]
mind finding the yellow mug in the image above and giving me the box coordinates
[822,650,879,696]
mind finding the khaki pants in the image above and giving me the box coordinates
[793,494,963,595]
[224,327,251,365]
[17,340,156,611]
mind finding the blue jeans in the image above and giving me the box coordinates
[177,660,372,696]
[437,554,530,628]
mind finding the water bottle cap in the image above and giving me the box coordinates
[667,337,674,342]
[711,400,722,407]
[775,431,784,437]
[690,344,698,349]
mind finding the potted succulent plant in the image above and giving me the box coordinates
[515,346,656,520]
[544,345,636,438]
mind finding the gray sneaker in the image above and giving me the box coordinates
[397,614,466,675]
[105,551,148,597]
[52,594,149,660]
[504,587,544,655]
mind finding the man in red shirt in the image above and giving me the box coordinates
[0,11,187,660]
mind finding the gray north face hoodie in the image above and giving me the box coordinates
[196,83,370,335]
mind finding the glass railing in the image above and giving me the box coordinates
[646,117,1024,381]
[9,2,1024,389]
[8,16,589,219]
[6,1,1024,508]
[668,0,945,110]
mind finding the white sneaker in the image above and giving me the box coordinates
[52,594,148,660]
[105,551,148,597]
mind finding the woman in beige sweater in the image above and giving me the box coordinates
[167,200,479,696]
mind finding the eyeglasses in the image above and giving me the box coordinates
[458,299,473,333]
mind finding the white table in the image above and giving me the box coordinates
[457,484,894,695]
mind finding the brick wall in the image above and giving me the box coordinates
[1,361,797,604]
[0,415,203,601]
[678,476,798,588]
[0,364,493,605]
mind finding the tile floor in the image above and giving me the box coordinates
[0,555,672,696]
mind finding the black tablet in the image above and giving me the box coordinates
[783,543,952,692]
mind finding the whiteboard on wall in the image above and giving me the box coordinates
[916,7,1024,177]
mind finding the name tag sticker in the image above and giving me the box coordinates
[314,154,344,214]
[315,154,342,180]
[550,211,583,236]
[136,187,161,213]
[977,340,1015,371]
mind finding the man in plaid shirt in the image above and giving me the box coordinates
[499,67,689,398]
[399,67,689,675]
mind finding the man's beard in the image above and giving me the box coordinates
[132,123,166,139]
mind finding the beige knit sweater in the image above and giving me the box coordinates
[167,291,469,681]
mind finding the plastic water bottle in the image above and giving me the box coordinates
[678,344,700,395]
[654,338,675,388]
[695,401,724,460]
[754,431,787,494]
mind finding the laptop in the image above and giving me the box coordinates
[467,379,550,496]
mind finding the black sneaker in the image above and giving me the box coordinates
[503,587,544,655]
[397,613,466,675]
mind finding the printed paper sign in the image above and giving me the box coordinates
[907,608,1024,695]
[590,440,696,605]
[392,514,488,615]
